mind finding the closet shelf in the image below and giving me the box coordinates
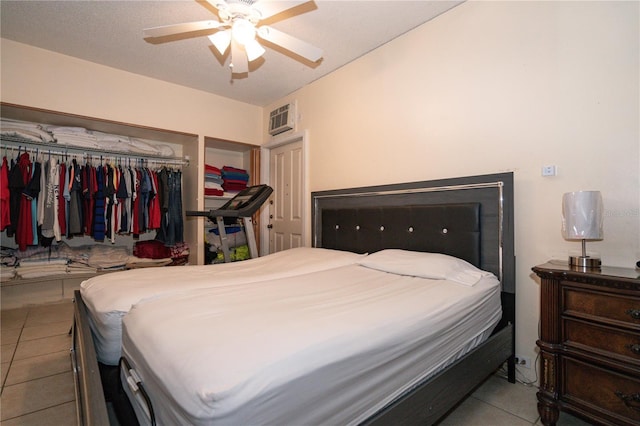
[1,135,189,166]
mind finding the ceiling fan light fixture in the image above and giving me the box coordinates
[232,18,256,46]
[208,31,231,55]
[244,39,265,61]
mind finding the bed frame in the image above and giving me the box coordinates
[71,172,515,425]
[312,172,516,424]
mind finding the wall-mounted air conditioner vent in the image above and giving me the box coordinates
[268,102,295,136]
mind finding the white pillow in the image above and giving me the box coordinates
[357,249,493,286]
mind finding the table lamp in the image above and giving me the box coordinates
[562,191,604,269]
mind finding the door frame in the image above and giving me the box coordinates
[260,130,309,255]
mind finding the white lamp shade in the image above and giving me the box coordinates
[244,39,265,61]
[562,191,604,240]
[208,31,231,55]
[232,19,256,46]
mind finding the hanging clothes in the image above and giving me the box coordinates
[2,153,185,250]
[37,156,45,229]
[155,167,183,247]
[41,156,60,242]
[15,153,33,251]
[172,169,184,243]
[62,161,71,238]
[58,161,67,237]
[68,159,84,235]
[0,157,11,231]
[111,164,122,243]
[7,156,23,238]
[155,167,169,244]
[30,160,41,246]
[129,166,137,234]
[104,163,116,243]
[82,162,95,236]
[116,165,130,233]
[148,168,161,230]
[132,167,142,236]
[138,168,151,233]
[93,164,106,242]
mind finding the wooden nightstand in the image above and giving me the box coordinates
[532,262,640,426]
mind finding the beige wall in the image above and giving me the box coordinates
[265,1,639,382]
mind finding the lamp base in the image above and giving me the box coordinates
[569,255,601,269]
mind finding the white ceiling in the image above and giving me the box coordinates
[0,1,463,107]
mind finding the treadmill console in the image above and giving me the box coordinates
[218,184,273,216]
[186,184,273,219]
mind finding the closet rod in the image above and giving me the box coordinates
[1,136,189,166]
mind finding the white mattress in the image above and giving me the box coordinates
[80,247,366,365]
[121,263,502,426]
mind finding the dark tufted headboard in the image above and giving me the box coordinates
[320,203,481,267]
[311,173,515,295]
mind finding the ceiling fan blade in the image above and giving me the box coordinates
[204,0,226,12]
[230,39,248,74]
[253,0,308,20]
[257,26,322,62]
[143,20,223,38]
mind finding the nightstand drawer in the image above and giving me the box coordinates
[564,318,640,364]
[564,357,640,424]
[564,286,640,327]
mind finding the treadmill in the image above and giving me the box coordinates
[187,184,273,263]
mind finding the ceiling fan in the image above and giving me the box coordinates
[143,0,323,74]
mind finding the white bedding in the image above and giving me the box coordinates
[121,262,502,426]
[80,247,366,365]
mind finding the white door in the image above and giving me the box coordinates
[269,140,304,253]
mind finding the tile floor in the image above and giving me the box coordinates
[1,301,76,425]
[1,299,592,426]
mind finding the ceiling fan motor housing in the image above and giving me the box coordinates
[217,0,262,24]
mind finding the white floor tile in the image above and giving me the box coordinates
[0,401,76,426]
[1,372,74,420]
[24,301,73,327]
[1,307,28,330]
[439,396,532,426]
[534,410,595,426]
[1,342,17,364]
[5,350,71,386]
[20,320,71,341]
[12,334,70,361]
[472,375,540,423]
[1,327,22,346]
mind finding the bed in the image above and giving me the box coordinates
[120,254,502,425]
[71,172,515,426]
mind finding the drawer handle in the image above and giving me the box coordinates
[626,309,640,320]
[615,391,640,412]
[628,343,640,355]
